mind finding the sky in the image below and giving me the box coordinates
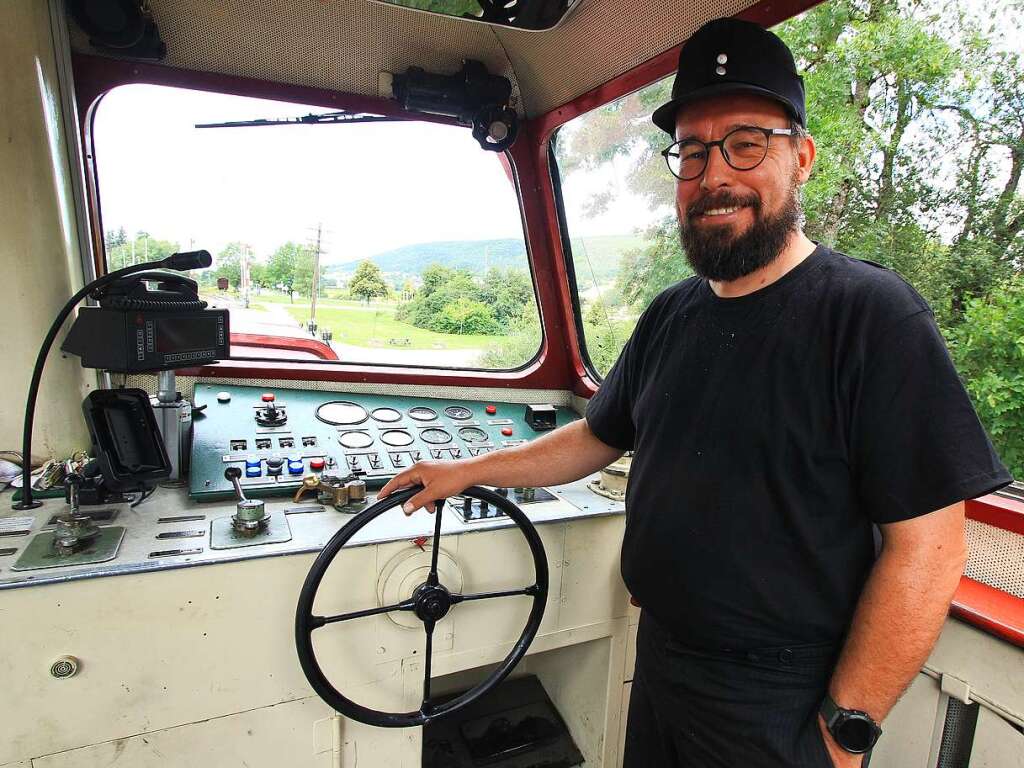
[94,86,532,264]
[94,84,663,267]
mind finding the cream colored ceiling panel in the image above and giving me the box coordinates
[73,0,762,118]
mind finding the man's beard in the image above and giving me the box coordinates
[678,181,802,282]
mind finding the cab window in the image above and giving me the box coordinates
[554,4,1023,480]
[93,84,541,370]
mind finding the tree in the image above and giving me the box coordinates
[267,241,305,301]
[214,242,246,289]
[478,267,534,328]
[349,261,389,303]
[949,275,1024,479]
[105,229,179,270]
[249,263,269,294]
[293,249,327,300]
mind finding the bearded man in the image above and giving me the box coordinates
[379,17,1011,768]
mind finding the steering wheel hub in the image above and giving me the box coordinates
[413,583,452,622]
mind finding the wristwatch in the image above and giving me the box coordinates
[820,693,882,754]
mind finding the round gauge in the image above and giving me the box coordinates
[316,401,368,425]
[338,431,374,449]
[380,429,414,447]
[458,426,488,444]
[371,407,402,423]
[408,406,438,422]
[444,406,473,420]
[420,428,452,445]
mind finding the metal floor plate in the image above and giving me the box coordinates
[12,527,126,571]
[210,512,292,549]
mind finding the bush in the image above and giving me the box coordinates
[949,275,1024,480]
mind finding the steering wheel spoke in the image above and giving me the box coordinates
[425,498,446,587]
[309,597,416,629]
[422,618,436,709]
[450,584,539,605]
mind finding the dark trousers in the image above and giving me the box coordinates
[623,612,842,768]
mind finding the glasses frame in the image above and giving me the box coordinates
[661,126,795,181]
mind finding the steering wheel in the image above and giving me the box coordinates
[295,485,548,727]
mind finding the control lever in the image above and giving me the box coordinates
[224,467,270,535]
[52,474,102,555]
[293,472,366,511]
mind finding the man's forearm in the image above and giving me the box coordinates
[379,417,625,513]
[464,418,624,489]
[827,519,967,722]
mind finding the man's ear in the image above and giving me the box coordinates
[795,132,816,184]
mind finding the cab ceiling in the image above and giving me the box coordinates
[70,0,759,118]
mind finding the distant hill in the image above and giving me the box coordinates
[326,234,648,283]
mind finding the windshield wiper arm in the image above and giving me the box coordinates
[195,111,395,129]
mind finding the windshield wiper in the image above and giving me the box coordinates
[195,111,395,129]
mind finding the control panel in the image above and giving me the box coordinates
[189,384,577,501]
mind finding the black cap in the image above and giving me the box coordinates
[652,18,806,137]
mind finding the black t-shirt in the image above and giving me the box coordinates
[586,245,1011,650]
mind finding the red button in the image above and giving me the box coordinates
[501,427,513,436]
[262,393,276,402]
[310,458,325,471]
[486,405,497,415]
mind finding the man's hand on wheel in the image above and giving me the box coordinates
[378,461,476,515]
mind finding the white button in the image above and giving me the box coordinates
[716,66,727,76]
[217,391,231,403]
[717,53,728,64]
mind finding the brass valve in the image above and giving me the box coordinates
[294,472,366,509]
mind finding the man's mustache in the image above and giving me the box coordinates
[687,192,761,218]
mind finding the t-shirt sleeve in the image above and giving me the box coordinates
[585,331,639,451]
[851,309,1012,524]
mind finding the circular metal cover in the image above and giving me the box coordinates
[370,407,402,423]
[444,406,473,420]
[420,428,452,445]
[316,401,368,425]
[380,429,414,447]
[408,406,438,421]
[338,431,374,449]
[458,427,488,443]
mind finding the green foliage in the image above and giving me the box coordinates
[397,263,533,336]
[477,315,542,368]
[436,298,500,334]
[949,275,1024,479]
[267,242,306,301]
[293,248,327,300]
[105,229,179,270]
[213,242,247,288]
[349,261,390,303]
[614,217,693,310]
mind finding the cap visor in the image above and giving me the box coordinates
[652,82,800,136]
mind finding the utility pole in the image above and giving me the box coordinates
[241,244,251,308]
[310,222,322,327]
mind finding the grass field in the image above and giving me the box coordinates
[250,294,500,350]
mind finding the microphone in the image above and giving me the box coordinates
[162,250,212,271]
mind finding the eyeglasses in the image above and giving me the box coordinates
[661,126,794,181]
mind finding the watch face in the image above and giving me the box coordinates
[836,715,878,753]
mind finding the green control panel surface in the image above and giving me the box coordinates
[189,384,577,501]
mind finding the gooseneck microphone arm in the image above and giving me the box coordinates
[13,250,212,510]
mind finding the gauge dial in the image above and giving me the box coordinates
[458,427,488,443]
[371,407,402,423]
[420,428,452,445]
[380,430,414,447]
[408,406,438,421]
[338,431,374,449]
[444,406,473,420]
[316,401,368,425]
